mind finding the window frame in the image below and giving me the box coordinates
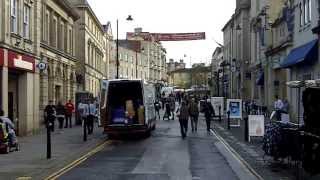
[10,0,18,34]
[23,4,30,39]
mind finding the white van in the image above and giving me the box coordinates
[100,79,156,137]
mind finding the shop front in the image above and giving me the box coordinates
[0,48,39,135]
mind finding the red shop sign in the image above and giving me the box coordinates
[8,51,35,72]
[0,48,4,66]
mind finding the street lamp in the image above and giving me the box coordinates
[116,15,133,79]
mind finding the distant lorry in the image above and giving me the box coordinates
[100,79,156,137]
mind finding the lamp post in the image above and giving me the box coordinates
[116,15,133,79]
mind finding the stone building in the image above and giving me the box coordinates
[102,22,113,79]
[166,59,186,72]
[0,0,40,135]
[222,0,251,100]
[118,40,147,80]
[68,0,107,97]
[211,46,224,96]
[127,29,167,83]
[39,0,79,122]
[279,0,319,123]
[263,0,293,110]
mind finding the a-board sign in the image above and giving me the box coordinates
[211,97,224,116]
[248,115,265,137]
[227,99,242,119]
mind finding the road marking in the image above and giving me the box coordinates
[16,177,32,180]
[44,140,113,180]
[210,129,264,180]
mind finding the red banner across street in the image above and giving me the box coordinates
[127,32,206,41]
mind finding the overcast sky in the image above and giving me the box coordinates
[87,0,235,67]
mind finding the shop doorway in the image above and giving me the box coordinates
[8,72,19,135]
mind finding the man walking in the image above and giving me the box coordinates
[87,99,97,134]
[55,101,65,129]
[78,99,89,137]
[203,99,214,132]
[177,101,189,139]
[189,98,199,132]
[65,100,74,128]
[154,100,161,120]
[45,100,56,132]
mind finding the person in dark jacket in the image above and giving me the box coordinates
[203,99,214,132]
[189,98,199,132]
[177,101,189,138]
[44,100,56,132]
[56,101,65,129]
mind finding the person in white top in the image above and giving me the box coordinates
[274,95,284,121]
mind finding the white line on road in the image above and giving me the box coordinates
[210,129,264,180]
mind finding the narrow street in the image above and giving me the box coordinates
[58,115,253,180]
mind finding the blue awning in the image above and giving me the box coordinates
[256,72,264,86]
[280,39,318,68]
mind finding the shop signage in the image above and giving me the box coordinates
[0,49,4,66]
[8,51,35,72]
[37,62,47,70]
[248,115,265,138]
[211,97,224,116]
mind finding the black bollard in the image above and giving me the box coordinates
[244,116,249,142]
[46,121,52,159]
[219,106,222,123]
[83,118,87,142]
[227,111,231,130]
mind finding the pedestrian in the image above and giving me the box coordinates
[55,101,65,129]
[78,99,89,134]
[177,101,189,139]
[44,100,56,132]
[274,95,284,121]
[203,99,214,132]
[189,98,199,132]
[163,100,171,120]
[65,99,74,128]
[169,94,176,120]
[154,100,161,120]
[87,99,97,134]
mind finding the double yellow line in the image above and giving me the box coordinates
[44,140,112,180]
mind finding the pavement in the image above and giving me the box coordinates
[0,123,107,180]
[211,115,297,180]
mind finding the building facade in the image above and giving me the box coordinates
[222,0,251,100]
[68,0,107,97]
[211,46,224,96]
[166,59,186,72]
[39,0,79,125]
[127,29,167,83]
[118,40,147,80]
[0,0,41,135]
